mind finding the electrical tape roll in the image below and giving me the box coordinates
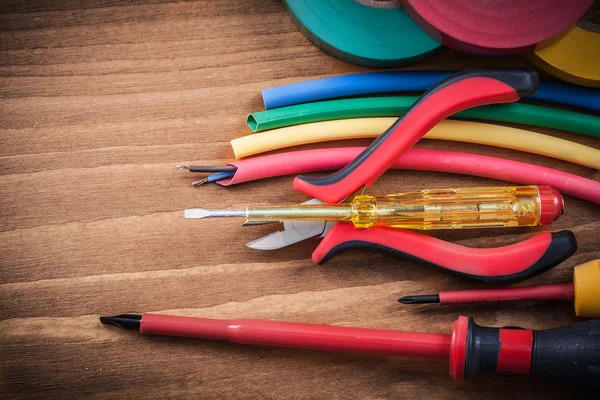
[401,0,595,55]
[529,3,600,88]
[283,0,443,67]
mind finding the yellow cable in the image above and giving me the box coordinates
[230,118,600,170]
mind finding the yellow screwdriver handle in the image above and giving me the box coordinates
[573,260,600,318]
[352,185,559,229]
[245,185,563,230]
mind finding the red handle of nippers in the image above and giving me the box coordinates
[312,224,576,283]
[293,69,539,203]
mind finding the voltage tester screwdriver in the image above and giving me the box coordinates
[100,313,600,388]
[185,185,563,229]
[399,260,600,318]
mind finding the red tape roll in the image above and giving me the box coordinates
[401,0,595,55]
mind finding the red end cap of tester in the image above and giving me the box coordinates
[538,186,564,225]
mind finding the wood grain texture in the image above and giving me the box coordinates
[1,0,599,398]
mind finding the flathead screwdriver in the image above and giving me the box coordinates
[185,185,563,229]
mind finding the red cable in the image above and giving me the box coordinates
[217,147,600,205]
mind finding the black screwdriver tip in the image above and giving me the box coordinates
[398,294,440,304]
[100,314,142,330]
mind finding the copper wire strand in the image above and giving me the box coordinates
[192,178,208,187]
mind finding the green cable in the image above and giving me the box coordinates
[247,96,600,138]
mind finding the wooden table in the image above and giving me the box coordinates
[1,1,599,398]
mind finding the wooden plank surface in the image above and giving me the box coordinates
[1,0,599,398]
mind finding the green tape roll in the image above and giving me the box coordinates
[247,96,600,138]
[283,0,443,67]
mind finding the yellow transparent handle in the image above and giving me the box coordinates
[245,186,543,230]
[351,186,541,229]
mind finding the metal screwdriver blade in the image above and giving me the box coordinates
[184,209,246,219]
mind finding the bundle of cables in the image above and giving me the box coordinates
[180,70,600,205]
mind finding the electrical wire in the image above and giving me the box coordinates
[208,147,600,205]
[191,171,235,187]
[208,171,235,182]
[231,118,600,169]
[247,96,600,137]
[261,71,600,112]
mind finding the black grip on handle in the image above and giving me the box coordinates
[314,229,577,284]
[464,318,504,379]
[532,319,600,388]
[481,68,539,97]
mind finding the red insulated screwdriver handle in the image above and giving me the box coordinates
[312,224,576,283]
[293,69,539,203]
[451,316,600,388]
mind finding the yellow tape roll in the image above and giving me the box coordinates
[529,4,600,88]
[230,118,600,170]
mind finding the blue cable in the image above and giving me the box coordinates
[208,171,235,183]
[532,81,600,112]
[262,71,450,109]
[262,71,600,113]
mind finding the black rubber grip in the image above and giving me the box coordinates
[532,319,600,388]
[464,318,502,379]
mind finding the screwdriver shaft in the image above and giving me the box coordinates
[103,313,451,359]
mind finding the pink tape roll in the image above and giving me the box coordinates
[401,0,595,55]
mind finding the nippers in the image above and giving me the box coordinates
[246,200,577,283]
[293,69,540,203]
[249,69,576,283]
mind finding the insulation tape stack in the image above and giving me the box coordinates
[282,0,443,67]
[400,0,595,55]
[529,2,600,88]
[284,0,600,88]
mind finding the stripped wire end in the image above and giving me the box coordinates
[192,172,236,187]
[192,178,209,187]
[176,165,191,171]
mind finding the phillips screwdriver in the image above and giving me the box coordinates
[185,185,563,229]
[100,313,600,388]
[399,259,600,318]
